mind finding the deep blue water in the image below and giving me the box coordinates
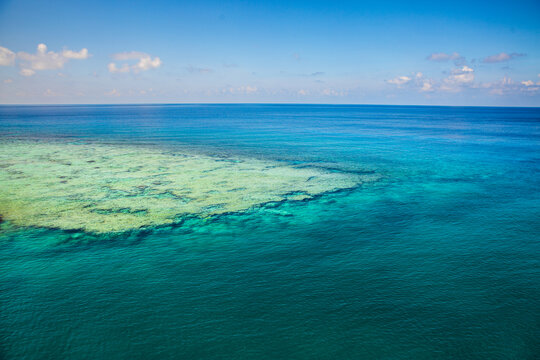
[1,104,539,359]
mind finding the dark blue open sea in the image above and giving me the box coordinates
[0,104,539,359]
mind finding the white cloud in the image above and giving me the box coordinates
[0,46,16,66]
[485,77,511,95]
[420,80,434,92]
[388,66,476,94]
[20,68,36,76]
[482,52,525,63]
[321,88,347,96]
[108,63,130,73]
[387,76,411,86]
[243,86,258,94]
[18,43,65,70]
[16,43,90,76]
[223,85,258,95]
[298,89,308,96]
[237,86,258,94]
[105,89,120,96]
[3,78,13,84]
[480,76,539,95]
[438,66,475,92]
[109,51,161,73]
[186,65,213,74]
[62,48,89,59]
[388,73,434,92]
[389,66,537,97]
[450,66,474,84]
[136,56,162,71]
[43,89,59,96]
[426,52,462,62]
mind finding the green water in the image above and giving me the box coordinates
[0,104,539,359]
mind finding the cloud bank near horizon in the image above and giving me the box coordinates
[1,43,538,105]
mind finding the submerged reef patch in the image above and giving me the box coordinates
[0,141,367,233]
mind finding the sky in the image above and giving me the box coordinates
[0,0,539,106]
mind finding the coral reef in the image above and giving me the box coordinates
[0,140,366,233]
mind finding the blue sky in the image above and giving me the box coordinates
[0,0,539,105]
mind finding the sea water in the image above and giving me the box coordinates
[0,104,539,359]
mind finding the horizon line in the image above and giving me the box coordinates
[1,102,539,109]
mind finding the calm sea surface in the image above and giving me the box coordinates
[1,104,539,359]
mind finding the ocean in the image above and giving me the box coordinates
[0,104,539,359]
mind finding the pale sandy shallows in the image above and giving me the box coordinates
[0,141,365,233]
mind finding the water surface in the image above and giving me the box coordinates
[1,104,539,359]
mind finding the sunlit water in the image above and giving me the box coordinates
[1,105,539,359]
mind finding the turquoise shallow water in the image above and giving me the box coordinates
[0,105,539,359]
